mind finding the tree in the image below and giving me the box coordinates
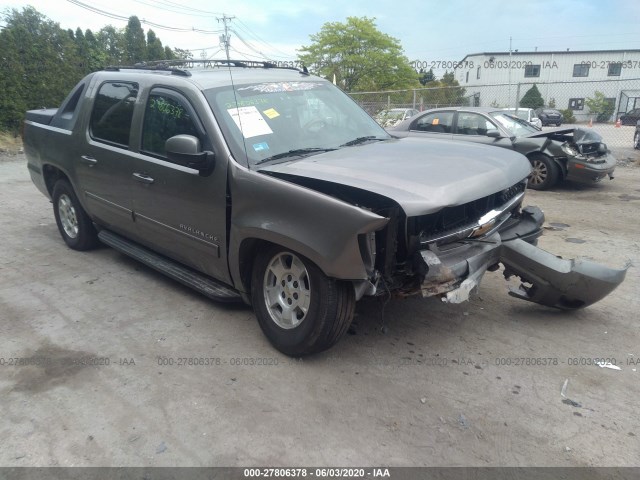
[416,71,467,108]
[519,84,544,109]
[297,17,418,92]
[124,16,146,64]
[146,29,165,61]
[172,48,193,60]
[0,7,81,131]
[97,26,124,65]
[418,68,435,86]
[585,90,615,122]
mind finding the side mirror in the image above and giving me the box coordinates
[165,134,215,176]
[486,129,501,138]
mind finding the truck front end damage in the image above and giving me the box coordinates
[364,181,627,310]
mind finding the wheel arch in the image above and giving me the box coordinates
[526,151,567,179]
[42,164,71,198]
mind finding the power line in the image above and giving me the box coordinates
[133,0,218,17]
[233,19,293,59]
[66,0,223,34]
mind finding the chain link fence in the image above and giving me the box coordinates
[349,78,640,156]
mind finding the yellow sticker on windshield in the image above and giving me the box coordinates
[432,118,440,125]
[263,108,280,119]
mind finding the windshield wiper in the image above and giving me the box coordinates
[254,147,336,166]
[340,136,387,147]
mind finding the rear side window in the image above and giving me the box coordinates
[141,89,202,159]
[51,82,86,130]
[90,82,139,147]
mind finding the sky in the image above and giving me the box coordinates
[2,0,640,77]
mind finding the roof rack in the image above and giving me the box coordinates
[104,59,309,77]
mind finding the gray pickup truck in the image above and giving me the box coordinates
[24,60,627,355]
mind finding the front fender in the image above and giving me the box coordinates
[228,163,389,292]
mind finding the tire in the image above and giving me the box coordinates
[556,122,562,127]
[634,131,640,150]
[527,154,559,191]
[52,179,99,250]
[251,245,355,356]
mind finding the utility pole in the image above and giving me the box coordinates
[217,14,235,61]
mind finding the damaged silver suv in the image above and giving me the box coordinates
[24,60,627,355]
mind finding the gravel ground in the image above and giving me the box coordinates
[0,153,639,467]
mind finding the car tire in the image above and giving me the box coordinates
[527,154,559,190]
[251,245,355,356]
[634,131,640,150]
[556,123,562,127]
[52,179,99,250]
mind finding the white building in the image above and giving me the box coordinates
[454,50,640,121]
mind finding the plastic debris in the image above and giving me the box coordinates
[560,379,569,398]
[596,361,621,371]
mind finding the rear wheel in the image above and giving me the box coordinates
[528,154,559,190]
[52,179,99,250]
[251,245,355,356]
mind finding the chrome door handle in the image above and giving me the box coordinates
[132,172,154,184]
[80,155,97,166]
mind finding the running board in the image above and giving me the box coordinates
[98,230,241,303]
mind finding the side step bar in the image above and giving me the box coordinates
[98,230,242,303]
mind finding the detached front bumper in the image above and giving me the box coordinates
[565,152,617,184]
[419,206,627,310]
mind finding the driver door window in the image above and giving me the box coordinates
[456,113,496,136]
[141,89,203,160]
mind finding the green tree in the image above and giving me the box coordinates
[124,16,146,64]
[146,29,165,61]
[519,84,544,109]
[164,46,176,60]
[172,48,193,60]
[415,71,467,108]
[97,26,124,65]
[0,7,81,131]
[418,68,435,86]
[585,90,615,122]
[297,16,418,92]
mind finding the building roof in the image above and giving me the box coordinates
[460,49,640,62]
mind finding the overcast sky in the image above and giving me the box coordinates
[2,0,640,74]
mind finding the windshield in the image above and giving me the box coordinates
[504,109,529,121]
[489,112,538,137]
[204,80,389,167]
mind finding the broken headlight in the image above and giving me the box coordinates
[561,142,580,157]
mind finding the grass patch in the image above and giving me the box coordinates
[0,130,23,155]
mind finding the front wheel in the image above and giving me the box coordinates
[52,179,99,250]
[634,131,640,150]
[251,246,355,356]
[528,154,559,190]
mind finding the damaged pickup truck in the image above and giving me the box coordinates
[24,61,627,355]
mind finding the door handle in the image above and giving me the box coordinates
[132,172,154,184]
[80,155,97,166]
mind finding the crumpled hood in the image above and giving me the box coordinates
[524,127,603,144]
[259,137,532,216]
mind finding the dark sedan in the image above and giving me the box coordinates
[620,108,640,126]
[388,107,617,190]
[535,108,563,126]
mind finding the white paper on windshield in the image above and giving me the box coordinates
[227,106,273,138]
